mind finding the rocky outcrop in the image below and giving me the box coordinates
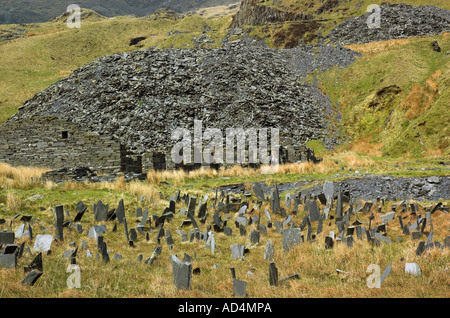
[230,0,313,27]
[9,35,360,159]
[326,4,450,45]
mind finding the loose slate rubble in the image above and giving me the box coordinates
[327,4,450,45]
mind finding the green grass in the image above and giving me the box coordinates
[318,33,450,158]
[0,168,448,298]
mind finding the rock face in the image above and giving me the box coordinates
[8,36,360,169]
[230,0,313,28]
[326,4,450,45]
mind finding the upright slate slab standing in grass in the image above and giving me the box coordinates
[317,215,323,235]
[205,231,215,255]
[231,244,245,260]
[444,236,450,248]
[292,198,299,214]
[309,199,320,222]
[415,241,425,256]
[264,241,274,261]
[0,251,17,269]
[188,196,197,216]
[54,205,64,241]
[146,246,163,265]
[87,225,107,239]
[233,279,247,297]
[33,234,53,253]
[0,232,15,245]
[187,210,199,229]
[275,220,283,234]
[213,211,223,231]
[346,235,354,248]
[169,200,176,214]
[425,231,434,246]
[323,181,334,206]
[140,207,149,227]
[22,270,43,286]
[380,265,392,285]
[249,230,260,245]
[271,184,280,214]
[380,212,396,224]
[264,209,271,221]
[224,226,232,236]
[252,182,266,201]
[171,254,192,290]
[156,225,164,244]
[24,252,43,273]
[269,262,278,286]
[198,202,207,219]
[282,215,292,228]
[76,201,87,214]
[100,241,110,263]
[362,202,373,214]
[236,216,247,227]
[123,218,130,243]
[282,228,302,252]
[93,200,108,222]
[335,190,343,219]
[165,229,174,248]
[115,199,125,224]
[136,208,143,218]
[129,228,138,242]
[325,236,334,249]
[239,224,247,236]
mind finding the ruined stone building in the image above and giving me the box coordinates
[0,40,353,174]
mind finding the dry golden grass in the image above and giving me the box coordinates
[402,70,442,120]
[350,136,383,157]
[192,1,241,18]
[0,162,49,190]
[345,38,411,54]
[5,192,23,211]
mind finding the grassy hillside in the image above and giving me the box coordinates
[0,0,240,24]
[0,9,232,124]
[0,2,449,160]
[317,34,449,158]
[245,0,450,48]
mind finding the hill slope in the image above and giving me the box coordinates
[0,1,449,160]
[0,0,240,24]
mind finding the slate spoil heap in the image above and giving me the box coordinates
[326,4,450,45]
[10,37,361,155]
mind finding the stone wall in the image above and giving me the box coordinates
[0,117,123,174]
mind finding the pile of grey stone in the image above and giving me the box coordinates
[326,4,450,45]
[11,32,362,155]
